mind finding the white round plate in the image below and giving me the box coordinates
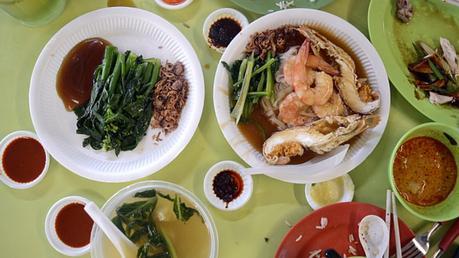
[30,7,204,182]
[213,9,390,183]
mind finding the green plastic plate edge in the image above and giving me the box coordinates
[368,0,459,127]
[229,0,334,15]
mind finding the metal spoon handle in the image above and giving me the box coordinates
[427,222,442,241]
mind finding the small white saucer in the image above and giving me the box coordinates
[305,174,355,210]
[202,8,249,53]
[0,130,49,189]
[204,160,253,211]
[45,196,92,256]
[155,0,193,10]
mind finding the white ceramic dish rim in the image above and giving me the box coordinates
[155,0,193,10]
[0,130,49,189]
[29,7,204,183]
[213,8,390,183]
[202,8,249,53]
[45,196,92,256]
[203,160,254,211]
[90,180,219,258]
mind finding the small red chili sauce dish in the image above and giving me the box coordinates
[0,131,49,189]
[45,196,94,256]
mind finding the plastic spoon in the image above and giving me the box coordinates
[84,202,137,258]
[359,215,390,258]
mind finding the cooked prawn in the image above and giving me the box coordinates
[292,40,312,103]
[312,92,346,118]
[278,92,315,126]
[297,26,380,114]
[283,54,339,86]
[293,40,334,106]
[307,55,339,76]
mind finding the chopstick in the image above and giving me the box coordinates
[384,190,392,258]
[392,192,402,258]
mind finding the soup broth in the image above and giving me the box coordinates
[101,190,211,258]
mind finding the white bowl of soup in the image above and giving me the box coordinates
[90,181,218,258]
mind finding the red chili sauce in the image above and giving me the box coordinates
[56,38,110,111]
[55,203,94,248]
[212,170,244,208]
[393,136,457,206]
[2,137,46,183]
[162,0,185,4]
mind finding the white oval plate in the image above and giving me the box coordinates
[213,9,390,183]
[30,7,204,182]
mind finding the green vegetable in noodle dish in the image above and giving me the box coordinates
[112,189,201,258]
[222,52,279,124]
[74,46,161,155]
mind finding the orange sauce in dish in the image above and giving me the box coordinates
[162,0,185,4]
[2,137,46,183]
[56,38,110,111]
[55,203,94,248]
[393,136,457,206]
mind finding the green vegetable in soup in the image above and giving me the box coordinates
[112,189,201,258]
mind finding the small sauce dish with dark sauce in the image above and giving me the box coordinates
[204,160,253,211]
[45,196,94,256]
[0,130,49,189]
[203,8,249,53]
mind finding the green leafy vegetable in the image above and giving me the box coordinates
[75,46,161,155]
[112,189,201,258]
[156,192,202,223]
[231,53,255,124]
[224,51,279,124]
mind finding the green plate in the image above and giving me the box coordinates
[230,0,334,14]
[368,0,459,127]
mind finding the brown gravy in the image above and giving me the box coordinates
[238,104,315,164]
[393,136,457,206]
[56,38,110,111]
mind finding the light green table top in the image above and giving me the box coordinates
[0,0,457,257]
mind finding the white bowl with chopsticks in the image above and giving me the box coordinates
[212,9,390,183]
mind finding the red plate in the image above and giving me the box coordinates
[276,202,416,258]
